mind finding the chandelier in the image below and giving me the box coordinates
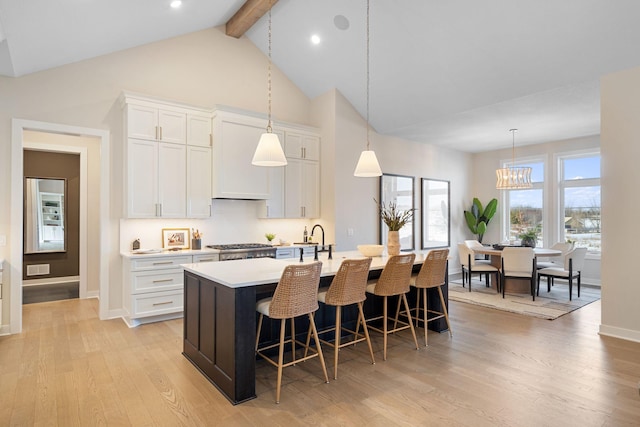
[496,129,532,189]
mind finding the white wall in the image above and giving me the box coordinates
[600,65,640,342]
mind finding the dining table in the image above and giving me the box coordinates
[472,246,562,293]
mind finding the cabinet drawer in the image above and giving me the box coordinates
[132,290,183,318]
[192,253,219,263]
[131,269,183,293]
[275,248,295,259]
[131,256,192,271]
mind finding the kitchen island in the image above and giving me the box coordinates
[181,250,448,404]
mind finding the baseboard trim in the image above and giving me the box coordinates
[23,276,80,287]
[599,324,640,343]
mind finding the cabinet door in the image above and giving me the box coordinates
[187,114,211,147]
[302,161,320,218]
[212,119,269,199]
[127,105,158,140]
[303,135,320,161]
[284,158,303,218]
[187,145,212,218]
[284,132,303,159]
[158,143,186,217]
[158,110,186,144]
[127,139,158,217]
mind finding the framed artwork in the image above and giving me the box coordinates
[162,228,190,250]
[421,178,450,249]
[379,173,415,251]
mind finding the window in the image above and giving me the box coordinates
[503,161,544,247]
[560,154,601,253]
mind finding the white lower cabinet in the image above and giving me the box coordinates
[123,254,194,327]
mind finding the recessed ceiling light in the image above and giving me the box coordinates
[170,0,182,9]
[311,34,321,45]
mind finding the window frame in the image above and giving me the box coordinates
[556,149,601,256]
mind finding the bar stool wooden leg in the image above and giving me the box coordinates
[276,319,286,404]
[437,286,453,338]
[333,306,341,380]
[383,296,388,361]
[291,318,296,365]
[402,294,419,350]
[357,302,375,365]
[308,313,330,384]
[256,313,264,352]
[422,288,428,346]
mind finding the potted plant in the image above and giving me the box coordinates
[376,199,415,256]
[464,198,498,243]
[264,233,276,244]
[518,227,540,247]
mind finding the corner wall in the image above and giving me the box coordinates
[600,66,640,342]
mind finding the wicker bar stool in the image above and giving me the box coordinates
[364,253,419,361]
[306,257,375,380]
[396,249,451,346]
[255,262,329,403]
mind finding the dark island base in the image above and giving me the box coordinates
[183,263,449,405]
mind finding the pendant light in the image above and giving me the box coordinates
[496,129,532,189]
[354,0,382,177]
[252,1,287,167]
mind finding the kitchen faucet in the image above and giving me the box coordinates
[311,224,325,250]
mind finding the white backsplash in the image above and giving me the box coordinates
[119,199,315,253]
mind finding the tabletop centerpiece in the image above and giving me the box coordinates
[376,199,415,256]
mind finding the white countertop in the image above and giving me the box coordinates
[182,250,437,288]
[121,248,219,258]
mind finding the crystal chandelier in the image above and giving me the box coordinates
[496,129,532,189]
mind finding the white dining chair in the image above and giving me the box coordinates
[501,247,536,300]
[537,247,587,300]
[458,243,500,292]
[536,241,574,269]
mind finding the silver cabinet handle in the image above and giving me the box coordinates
[152,278,174,283]
[198,258,214,262]
[152,301,173,306]
[152,261,173,265]
[159,126,163,141]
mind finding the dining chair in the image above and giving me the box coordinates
[462,240,491,285]
[458,243,501,292]
[397,248,451,346]
[308,257,375,380]
[255,261,329,403]
[536,241,574,269]
[537,247,587,300]
[501,247,536,300]
[364,253,419,361]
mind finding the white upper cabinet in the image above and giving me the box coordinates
[127,103,186,144]
[187,113,212,147]
[283,130,320,219]
[211,111,271,200]
[122,93,211,218]
[284,132,320,161]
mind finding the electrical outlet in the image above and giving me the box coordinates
[0,234,6,246]
[347,228,354,237]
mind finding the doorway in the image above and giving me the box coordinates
[9,119,110,334]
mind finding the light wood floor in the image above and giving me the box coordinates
[1,298,639,426]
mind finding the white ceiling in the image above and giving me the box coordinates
[2,0,640,152]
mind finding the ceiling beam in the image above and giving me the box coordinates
[225,0,279,38]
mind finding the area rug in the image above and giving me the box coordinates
[448,278,600,320]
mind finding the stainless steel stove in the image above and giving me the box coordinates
[206,243,277,261]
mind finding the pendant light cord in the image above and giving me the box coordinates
[366,0,370,150]
[510,128,517,167]
[267,2,273,133]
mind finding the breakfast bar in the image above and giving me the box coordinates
[181,250,448,404]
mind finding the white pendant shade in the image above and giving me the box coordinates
[354,150,382,177]
[252,132,287,166]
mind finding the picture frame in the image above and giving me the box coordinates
[421,178,450,249]
[379,173,415,251]
[162,228,190,250]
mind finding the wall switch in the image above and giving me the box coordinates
[0,235,6,246]
[347,228,354,237]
